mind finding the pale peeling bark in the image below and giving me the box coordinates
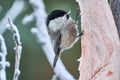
[76,0,120,80]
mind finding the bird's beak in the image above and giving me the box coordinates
[67,11,71,15]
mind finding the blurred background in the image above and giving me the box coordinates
[0,0,81,80]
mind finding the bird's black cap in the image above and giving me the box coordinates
[46,10,69,26]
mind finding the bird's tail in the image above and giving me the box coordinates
[53,55,59,68]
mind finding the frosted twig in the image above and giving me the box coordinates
[0,34,10,80]
[29,0,75,80]
[0,0,25,34]
[22,13,35,24]
[7,17,22,80]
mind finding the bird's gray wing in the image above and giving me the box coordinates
[53,30,61,68]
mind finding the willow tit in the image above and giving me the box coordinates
[46,10,81,68]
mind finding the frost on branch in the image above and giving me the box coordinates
[7,17,22,80]
[22,0,75,80]
[0,0,25,34]
[0,35,10,80]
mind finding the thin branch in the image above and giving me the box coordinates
[0,0,25,34]
[7,17,22,80]
[26,0,75,80]
[22,13,35,24]
[0,34,10,80]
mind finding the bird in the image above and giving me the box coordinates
[46,10,81,68]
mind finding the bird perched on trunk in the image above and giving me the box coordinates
[46,10,82,68]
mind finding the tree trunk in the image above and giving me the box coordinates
[110,0,120,39]
[76,0,120,80]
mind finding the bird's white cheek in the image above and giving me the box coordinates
[49,21,60,31]
[49,19,64,32]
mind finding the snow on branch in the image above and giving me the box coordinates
[22,0,75,80]
[22,13,35,24]
[0,0,25,34]
[7,17,22,80]
[0,34,10,80]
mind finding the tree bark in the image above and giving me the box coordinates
[110,0,120,39]
[76,0,120,80]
